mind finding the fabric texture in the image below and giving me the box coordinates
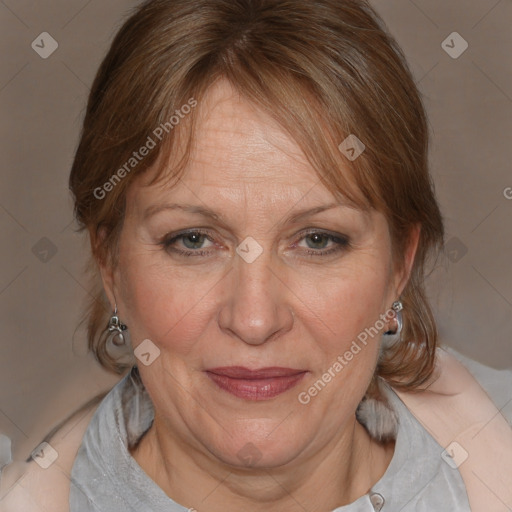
[69,348,512,512]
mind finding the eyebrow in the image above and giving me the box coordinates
[142,201,360,225]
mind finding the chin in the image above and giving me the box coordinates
[204,423,310,470]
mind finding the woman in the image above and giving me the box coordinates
[3,0,511,511]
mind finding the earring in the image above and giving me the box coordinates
[384,300,403,336]
[106,304,128,346]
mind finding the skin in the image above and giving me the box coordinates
[98,78,420,512]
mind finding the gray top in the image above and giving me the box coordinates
[69,348,512,512]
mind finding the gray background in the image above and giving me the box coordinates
[1,0,511,469]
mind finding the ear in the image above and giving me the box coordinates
[89,225,116,311]
[393,223,421,298]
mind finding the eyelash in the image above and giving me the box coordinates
[160,229,350,258]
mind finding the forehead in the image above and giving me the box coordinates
[128,79,358,211]
[186,79,323,186]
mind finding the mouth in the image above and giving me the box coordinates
[204,366,307,401]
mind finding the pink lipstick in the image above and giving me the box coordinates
[205,366,307,400]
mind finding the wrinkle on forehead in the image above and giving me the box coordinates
[190,79,315,183]
[127,78,364,224]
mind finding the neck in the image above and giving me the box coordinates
[130,414,395,512]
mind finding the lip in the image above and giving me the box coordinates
[205,366,307,401]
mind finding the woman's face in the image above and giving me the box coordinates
[103,79,415,469]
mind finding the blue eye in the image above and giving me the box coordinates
[297,230,350,257]
[162,230,215,257]
[161,229,350,258]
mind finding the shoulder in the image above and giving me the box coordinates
[444,346,512,424]
[0,394,104,512]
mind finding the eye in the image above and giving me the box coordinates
[161,229,216,257]
[294,229,350,257]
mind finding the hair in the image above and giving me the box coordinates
[69,0,445,396]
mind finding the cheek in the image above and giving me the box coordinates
[294,257,392,344]
[117,254,223,351]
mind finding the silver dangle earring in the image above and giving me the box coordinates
[359,299,403,441]
[384,300,403,337]
[106,304,128,346]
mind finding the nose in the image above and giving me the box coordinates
[217,249,294,346]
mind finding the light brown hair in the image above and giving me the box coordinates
[69,0,445,393]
